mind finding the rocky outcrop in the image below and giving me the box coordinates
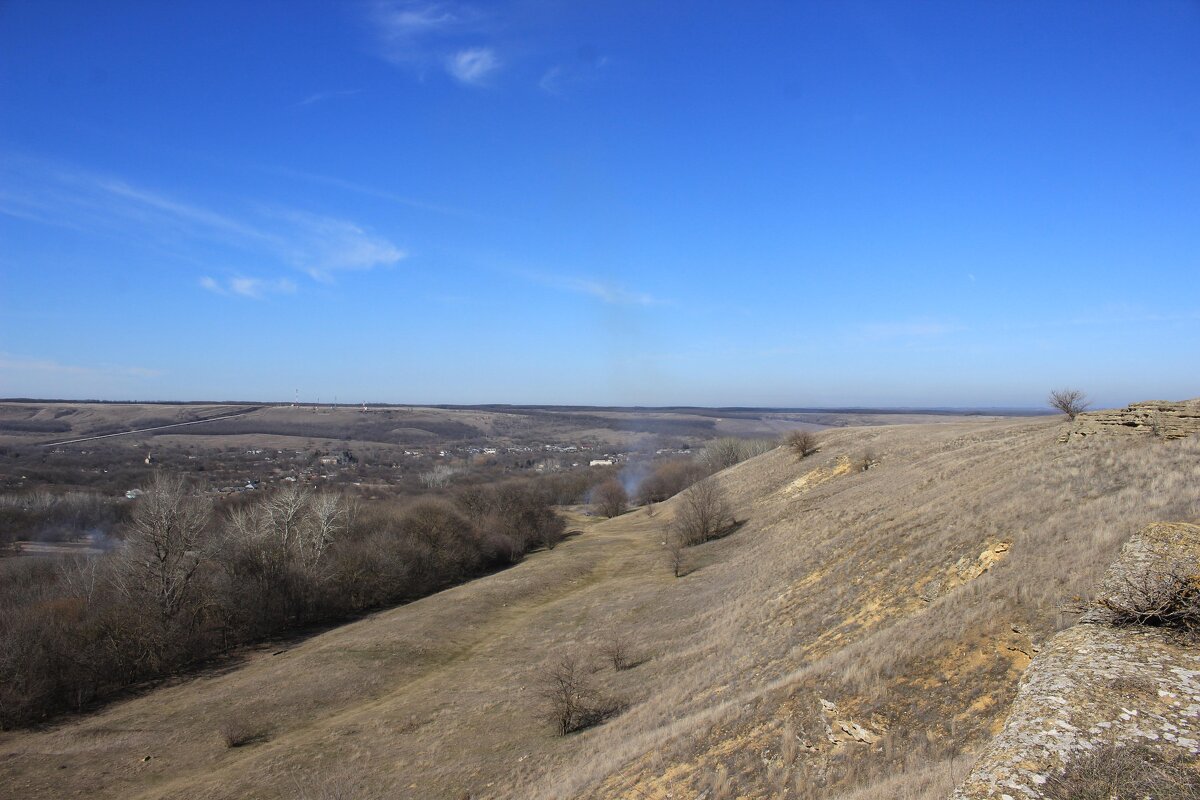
[1059,398,1200,442]
[953,523,1200,799]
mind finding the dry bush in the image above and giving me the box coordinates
[637,459,707,505]
[598,628,635,671]
[1042,743,1200,799]
[539,654,622,735]
[665,527,688,578]
[785,430,820,459]
[1092,561,1200,635]
[218,717,268,748]
[1049,388,1089,420]
[592,479,628,519]
[670,479,735,546]
[858,450,879,472]
[702,438,776,472]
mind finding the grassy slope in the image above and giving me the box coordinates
[1,416,1197,799]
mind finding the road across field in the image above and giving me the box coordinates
[40,406,262,447]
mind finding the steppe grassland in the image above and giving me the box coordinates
[1,416,1196,800]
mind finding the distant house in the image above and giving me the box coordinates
[590,459,614,467]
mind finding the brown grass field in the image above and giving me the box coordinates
[1,412,1196,799]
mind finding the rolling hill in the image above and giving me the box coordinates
[1,408,1196,799]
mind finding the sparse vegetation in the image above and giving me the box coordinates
[1049,388,1090,420]
[785,430,820,459]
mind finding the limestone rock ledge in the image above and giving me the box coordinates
[952,523,1200,799]
[1059,398,1200,442]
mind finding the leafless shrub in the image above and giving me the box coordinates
[218,717,268,748]
[598,629,635,671]
[592,478,628,519]
[785,430,820,459]
[1042,743,1200,799]
[1092,561,1200,635]
[858,450,879,472]
[665,527,688,578]
[701,438,776,471]
[637,459,707,505]
[669,479,734,546]
[538,654,622,735]
[1049,388,1090,420]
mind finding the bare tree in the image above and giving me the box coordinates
[224,486,345,576]
[112,472,212,625]
[665,527,687,578]
[418,463,461,489]
[785,430,820,459]
[1049,388,1089,420]
[671,478,734,546]
[598,628,633,671]
[538,654,620,735]
[593,478,628,518]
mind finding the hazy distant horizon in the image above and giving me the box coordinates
[0,395,1117,416]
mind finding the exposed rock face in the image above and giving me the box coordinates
[953,523,1200,799]
[1059,398,1200,442]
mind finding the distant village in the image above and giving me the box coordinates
[79,440,696,498]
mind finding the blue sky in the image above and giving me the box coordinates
[1,1,1197,407]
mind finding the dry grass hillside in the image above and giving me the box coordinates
[1,412,1197,799]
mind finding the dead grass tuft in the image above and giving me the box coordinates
[218,717,269,748]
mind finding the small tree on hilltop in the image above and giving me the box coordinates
[785,430,820,459]
[1049,388,1089,420]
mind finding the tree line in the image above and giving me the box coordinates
[0,472,570,728]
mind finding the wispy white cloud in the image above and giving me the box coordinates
[269,210,405,280]
[447,46,499,85]
[539,51,610,96]
[521,271,665,307]
[367,1,500,85]
[260,164,469,218]
[298,88,364,107]
[538,65,566,95]
[200,275,298,299]
[1,153,406,295]
[0,353,162,379]
[372,0,461,50]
